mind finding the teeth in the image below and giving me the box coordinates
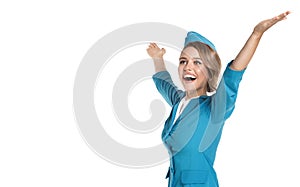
[184,75,196,79]
[183,74,196,81]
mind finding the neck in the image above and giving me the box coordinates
[185,89,207,100]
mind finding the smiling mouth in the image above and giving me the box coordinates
[183,74,196,81]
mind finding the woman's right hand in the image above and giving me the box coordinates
[147,43,166,59]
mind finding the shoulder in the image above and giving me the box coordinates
[223,60,246,81]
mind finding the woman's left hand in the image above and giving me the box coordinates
[254,11,291,35]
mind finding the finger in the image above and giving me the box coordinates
[149,43,156,48]
[152,43,159,48]
[274,11,291,21]
[283,10,291,17]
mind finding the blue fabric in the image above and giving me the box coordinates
[184,31,217,51]
[152,62,245,187]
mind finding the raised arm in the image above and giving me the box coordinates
[149,43,183,105]
[230,11,291,71]
[147,43,167,72]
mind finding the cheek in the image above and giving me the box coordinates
[196,66,209,80]
[178,66,183,77]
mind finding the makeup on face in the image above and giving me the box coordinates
[178,47,209,96]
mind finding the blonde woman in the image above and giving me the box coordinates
[147,11,290,187]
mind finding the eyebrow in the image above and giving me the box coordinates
[179,57,202,61]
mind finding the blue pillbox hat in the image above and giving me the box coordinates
[184,31,216,51]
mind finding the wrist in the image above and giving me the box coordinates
[251,30,263,39]
[152,56,164,61]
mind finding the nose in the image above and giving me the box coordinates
[183,60,193,71]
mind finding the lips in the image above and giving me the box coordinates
[183,74,196,81]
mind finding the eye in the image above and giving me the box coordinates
[179,60,187,64]
[194,60,202,65]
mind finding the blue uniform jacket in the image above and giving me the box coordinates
[152,62,245,187]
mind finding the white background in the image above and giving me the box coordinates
[1,0,300,187]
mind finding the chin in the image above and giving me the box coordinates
[183,85,198,92]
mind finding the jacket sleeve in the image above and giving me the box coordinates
[222,61,246,120]
[199,61,246,152]
[152,71,184,106]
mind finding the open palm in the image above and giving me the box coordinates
[254,11,291,34]
[147,43,166,58]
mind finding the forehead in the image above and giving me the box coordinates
[180,46,200,58]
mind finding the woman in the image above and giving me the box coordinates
[147,11,290,187]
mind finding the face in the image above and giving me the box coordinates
[178,46,209,96]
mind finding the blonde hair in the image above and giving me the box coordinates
[183,42,222,92]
